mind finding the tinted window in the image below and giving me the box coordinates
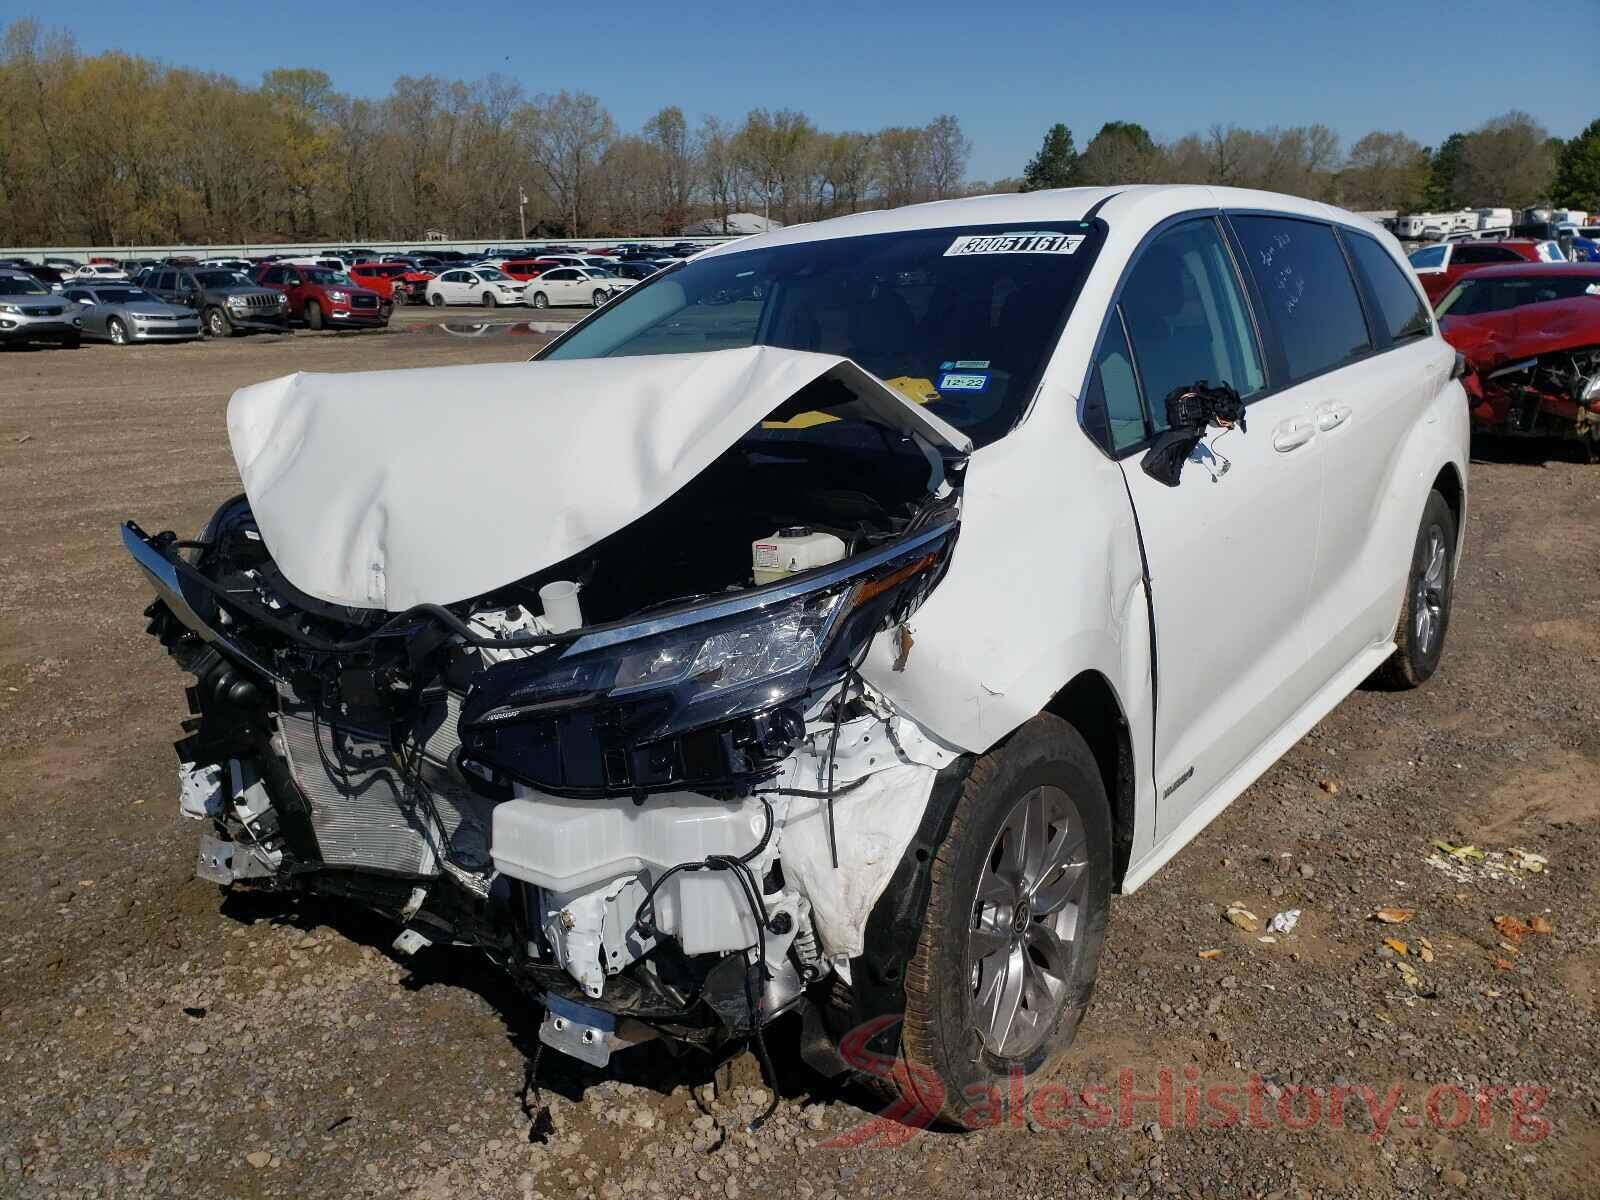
[156,271,176,291]
[1453,244,1516,265]
[1118,217,1264,428]
[1345,233,1431,343]
[1436,274,1600,317]
[64,289,90,302]
[1232,216,1372,384]
[1409,246,1447,270]
[1083,313,1147,454]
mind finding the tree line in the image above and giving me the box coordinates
[1019,112,1600,215]
[3,18,1597,249]
[0,21,973,245]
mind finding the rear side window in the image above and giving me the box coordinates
[1118,217,1265,429]
[1345,233,1431,343]
[1453,244,1516,265]
[1231,215,1372,385]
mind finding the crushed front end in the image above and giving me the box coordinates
[124,376,967,1078]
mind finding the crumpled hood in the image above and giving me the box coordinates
[1441,302,1600,374]
[227,345,969,611]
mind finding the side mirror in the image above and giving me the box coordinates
[1141,382,1247,487]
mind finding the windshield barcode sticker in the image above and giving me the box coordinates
[944,231,1085,257]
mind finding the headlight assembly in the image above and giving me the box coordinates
[458,523,956,797]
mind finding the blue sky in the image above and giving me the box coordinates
[17,0,1594,181]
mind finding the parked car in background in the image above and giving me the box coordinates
[530,254,592,270]
[349,262,434,307]
[73,262,130,282]
[500,259,548,282]
[198,258,255,273]
[1435,262,1600,451]
[1407,238,1563,303]
[424,267,527,307]
[610,260,665,282]
[0,270,82,347]
[62,282,202,344]
[143,266,289,337]
[122,185,1468,1126]
[521,265,633,308]
[23,265,71,292]
[255,264,390,330]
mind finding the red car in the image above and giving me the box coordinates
[1408,238,1565,304]
[254,263,390,330]
[1435,262,1600,450]
[349,262,435,306]
[500,259,548,281]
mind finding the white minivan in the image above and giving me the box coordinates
[125,185,1468,1127]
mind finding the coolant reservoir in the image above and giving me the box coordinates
[752,527,846,586]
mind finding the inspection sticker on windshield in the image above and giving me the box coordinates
[944,231,1084,257]
[937,371,990,392]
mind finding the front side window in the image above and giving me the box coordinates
[1345,233,1431,343]
[1117,217,1264,431]
[543,221,1105,448]
[155,271,176,291]
[1231,215,1372,385]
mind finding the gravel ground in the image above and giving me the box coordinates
[1,329,1597,1200]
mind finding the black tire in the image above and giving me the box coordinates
[305,301,323,331]
[204,307,231,338]
[890,712,1112,1128]
[531,292,548,309]
[390,289,407,308]
[429,292,444,307]
[482,291,498,308]
[107,317,128,345]
[61,334,81,349]
[592,289,607,308]
[1376,489,1456,689]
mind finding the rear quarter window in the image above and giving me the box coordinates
[1231,215,1372,385]
[1345,233,1432,344]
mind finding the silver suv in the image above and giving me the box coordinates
[0,271,82,348]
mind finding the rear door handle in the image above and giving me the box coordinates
[1272,416,1315,452]
[1314,402,1352,432]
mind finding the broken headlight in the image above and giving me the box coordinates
[458,524,956,797]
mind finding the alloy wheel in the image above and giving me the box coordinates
[1414,524,1447,654]
[968,785,1090,1058]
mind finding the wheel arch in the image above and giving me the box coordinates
[1043,669,1137,887]
[1430,460,1465,563]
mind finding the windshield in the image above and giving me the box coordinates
[2,276,49,295]
[1437,274,1600,317]
[304,270,348,285]
[478,269,511,281]
[580,268,616,279]
[542,221,1105,447]
[95,287,153,303]
[194,270,251,288]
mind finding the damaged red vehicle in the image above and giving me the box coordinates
[1435,263,1600,453]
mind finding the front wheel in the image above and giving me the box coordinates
[1376,489,1456,689]
[592,289,607,308]
[390,289,406,308]
[305,301,323,331]
[204,307,231,338]
[890,713,1112,1127]
[107,317,128,345]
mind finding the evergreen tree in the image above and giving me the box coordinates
[1021,124,1077,191]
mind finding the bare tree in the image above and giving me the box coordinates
[923,114,970,199]
[695,115,743,232]
[642,105,695,234]
[876,126,929,208]
[525,90,615,236]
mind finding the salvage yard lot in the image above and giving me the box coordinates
[1,329,1598,1199]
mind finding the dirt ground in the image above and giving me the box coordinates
[1,324,1597,1200]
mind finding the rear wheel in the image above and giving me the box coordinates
[305,301,323,331]
[531,292,548,309]
[482,291,498,308]
[204,307,231,338]
[107,317,128,345]
[429,292,444,307]
[1376,489,1456,689]
[889,713,1112,1127]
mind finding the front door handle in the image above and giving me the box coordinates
[1272,416,1315,452]
[1315,402,1352,432]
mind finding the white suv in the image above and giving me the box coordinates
[124,185,1467,1126]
